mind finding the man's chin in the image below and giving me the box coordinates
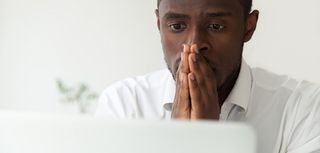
[165,61,179,82]
[168,67,177,81]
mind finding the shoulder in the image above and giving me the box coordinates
[95,69,172,118]
[250,67,320,152]
[103,69,171,93]
[251,67,295,91]
[287,80,320,118]
[251,67,320,108]
[249,67,320,126]
[284,81,320,152]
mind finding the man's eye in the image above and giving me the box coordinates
[208,24,225,31]
[169,24,187,32]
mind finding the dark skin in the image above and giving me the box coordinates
[155,0,259,120]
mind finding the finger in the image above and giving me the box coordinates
[175,56,182,81]
[180,72,190,107]
[172,57,183,114]
[188,73,203,118]
[172,72,181,116]
[189,71,220,120]
[172,72,190,119]
[172,60,182,116]
[188,53,205,89]
[181,44,190,73]
[190,45,211,75]
[189,52,217,94]
[190,44,199,54]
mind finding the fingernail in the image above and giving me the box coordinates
[192,44,199,54]
[183,44,187,53]
[191,45,195,53]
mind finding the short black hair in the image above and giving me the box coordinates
[157,0,252,16]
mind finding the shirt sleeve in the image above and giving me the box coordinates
[286,85,320,153]
[95,81,137,119]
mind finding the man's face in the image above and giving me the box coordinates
[157,0,254,89]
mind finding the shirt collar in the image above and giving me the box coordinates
[163,72,175,111]
[224,59,252,111]
[162,59,252,112]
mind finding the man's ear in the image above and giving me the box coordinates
[244,10,259,42]
[155,9,160,31]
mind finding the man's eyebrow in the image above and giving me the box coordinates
[162,11,232,19]
[206,12,233,18]
[163,12,190,20]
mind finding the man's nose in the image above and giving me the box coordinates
[187,27,210,52]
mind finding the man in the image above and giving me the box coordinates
[96,0,320,153]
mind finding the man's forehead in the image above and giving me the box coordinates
[158,0,241,16]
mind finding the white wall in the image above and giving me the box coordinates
[246,0,320,81]
[0,0,319,114]
[0,0,164,113]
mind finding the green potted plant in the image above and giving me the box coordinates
[56,79,98,114]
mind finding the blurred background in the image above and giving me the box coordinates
[0,0,319,115]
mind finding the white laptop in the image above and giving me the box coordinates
[0,111,256,153]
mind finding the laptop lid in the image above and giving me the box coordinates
[0,111,256,153]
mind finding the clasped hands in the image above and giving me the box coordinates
[172,44,220,120]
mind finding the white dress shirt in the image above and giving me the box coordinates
[96,60,320,153]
